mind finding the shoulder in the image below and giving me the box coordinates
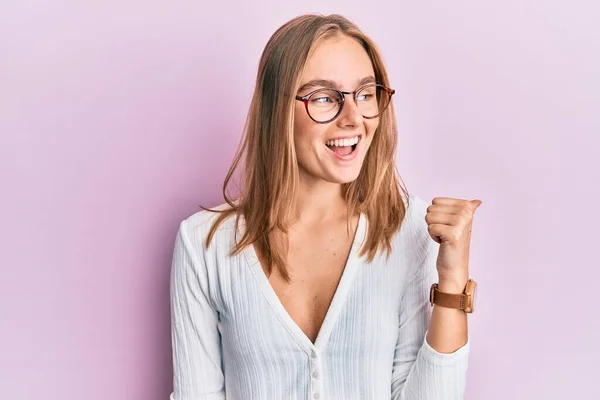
[399,194,430,238]
[400,194,436,263]
[183,202,236,232]
[405,194,430,219]
[176,201,240,254]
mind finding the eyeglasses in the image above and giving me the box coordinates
[295,83,395,124]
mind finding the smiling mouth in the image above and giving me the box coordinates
[325,135,361,156]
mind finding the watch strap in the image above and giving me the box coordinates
[430,285,468,310]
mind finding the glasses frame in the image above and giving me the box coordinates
[295,83,395,124]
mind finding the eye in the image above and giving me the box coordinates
[356,93,374,101]
[356,87,376,102]
[312,95,334,104]
[308,89,342,107]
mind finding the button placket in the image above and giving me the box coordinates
[309,348,324,400]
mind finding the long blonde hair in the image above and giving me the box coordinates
[201,13,409,282]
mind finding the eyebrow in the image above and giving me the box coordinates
[297,76,376,93]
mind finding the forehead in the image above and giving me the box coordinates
[300,36,375,90]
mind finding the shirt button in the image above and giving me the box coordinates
[311,350,317,358]
[312,370,319,379]
[313,393,320,399]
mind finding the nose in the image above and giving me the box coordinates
[336,95,363,128]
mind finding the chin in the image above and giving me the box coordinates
[325,168,362,184]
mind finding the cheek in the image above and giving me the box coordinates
[293,104,311,144]
[366,118,380,134]
[363,119,380,148]
[294,106,325,151]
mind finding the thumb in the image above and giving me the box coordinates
[470,199,483,210]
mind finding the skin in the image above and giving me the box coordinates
[282,35,483,352]
[425,197,482,353]
[291,35,378,225]
[260,35,376,343]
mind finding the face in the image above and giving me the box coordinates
[293,35,379,185]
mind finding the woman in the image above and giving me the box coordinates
[169,13,481,400]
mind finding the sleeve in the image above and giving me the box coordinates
[390,196,470,400]
[169,220,226,400]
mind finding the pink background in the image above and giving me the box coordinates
[1,1,598,399]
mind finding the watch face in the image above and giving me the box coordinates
[468,280,477,312]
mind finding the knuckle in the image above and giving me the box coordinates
[459,207,472,221]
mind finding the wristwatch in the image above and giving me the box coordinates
[429,279,477,313]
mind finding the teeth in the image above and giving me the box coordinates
[326,136,360,147]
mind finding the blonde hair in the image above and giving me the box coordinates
[201,13,409,282]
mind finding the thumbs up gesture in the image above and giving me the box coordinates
[425,197,483,292]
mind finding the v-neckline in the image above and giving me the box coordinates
[241,213,367,352]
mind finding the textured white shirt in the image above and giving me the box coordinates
[169,195,470,400]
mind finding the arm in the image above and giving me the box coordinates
[426,277,469,354]
[390,199,470,400]
[169,220,225,400]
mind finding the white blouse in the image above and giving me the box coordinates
[169,195,470,400]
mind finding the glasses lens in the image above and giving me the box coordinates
[307,89,343,123]
[356,85,391,118]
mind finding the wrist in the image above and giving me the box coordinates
[437,274,469,294]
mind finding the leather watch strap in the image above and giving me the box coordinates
[429,279,477,313]
[430,285,468,309]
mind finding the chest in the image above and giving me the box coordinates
[257,218,358,343]
[217,213,404,367]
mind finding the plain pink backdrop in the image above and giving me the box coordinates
[1,1,598,399]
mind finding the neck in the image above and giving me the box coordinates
[291,172,350,225]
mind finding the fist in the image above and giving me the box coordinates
[425,197,483,283]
